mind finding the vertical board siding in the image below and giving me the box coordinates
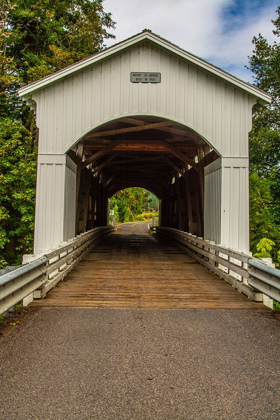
[34,158,76,254]
[204,165,221,244]
[34,43,256,155]
[34,163,64,252]
[64,165,76,241]
[220,164,249,252]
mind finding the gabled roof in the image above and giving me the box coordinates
[18,29,271,103]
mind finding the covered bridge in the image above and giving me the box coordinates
[18,30,270,256]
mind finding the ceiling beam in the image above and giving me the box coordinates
[82,139,121,169]
[91,121,172,138]
[92,155,116,175]
[105,174,116,188]
[120,117,201,141]
[107,155,161,165]
[84,139,197,153]
[108,165,166,176]
[161,155,186,178]
[121,117,146,126]
[160,140,198,171]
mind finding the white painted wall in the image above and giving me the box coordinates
[31,41,256,253]
[32,43,256,156]
[204,157,249,252]
[34,155,76,254]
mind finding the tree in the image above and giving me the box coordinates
[0,0,115,267]
[247,6,280,264]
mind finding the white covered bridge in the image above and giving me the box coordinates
[18,29,270,255]
[2,29,279,314]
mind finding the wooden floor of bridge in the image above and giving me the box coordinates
[33,231,262,309]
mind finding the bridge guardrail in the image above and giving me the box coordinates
[156,227,280,304]
[248,259,280,303]
[0,226,114,315]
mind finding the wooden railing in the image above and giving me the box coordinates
[156,227,280,304]
[0,226,113,315]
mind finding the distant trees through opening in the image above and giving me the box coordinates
[109,188,159,224]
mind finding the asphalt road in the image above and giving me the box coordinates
[115,221,152,235]
[1,308,280,420]
[1,223,280,420]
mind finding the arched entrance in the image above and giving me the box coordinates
[71,115,219,238]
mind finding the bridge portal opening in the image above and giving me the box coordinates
[68,116,219,236]
[109,187,159,225]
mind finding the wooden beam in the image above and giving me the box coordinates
[92,155,116,175]
[75,141,84,234]
[82,140,121,169]
[204,143,211,155]
[105,174,116,188]
[83,137,111,144]
[121,117,146,126]
[158,126,195,137]
[84,140,197,153]
[108,165,166,176]
[161,154,186,178]
[91,121,172,137]
[197,144,204,211]
[161,140,198,171]
[121,117,201,141]
[195,188,203,237]
[186,183,194,234]
[108,155,161,165]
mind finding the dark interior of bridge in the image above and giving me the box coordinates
[67,116,219,236]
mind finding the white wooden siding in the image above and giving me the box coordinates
[204,158,249,252]
[204,159,222,245]
[30,40,257,254]
[32,43,256,156]
[34,155,76,254]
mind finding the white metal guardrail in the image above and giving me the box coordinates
[0,226,114,315]
[248,259,280,302]
[156,227,280,304]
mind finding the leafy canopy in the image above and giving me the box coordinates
[0,0,115,267]
[247,6,280,264]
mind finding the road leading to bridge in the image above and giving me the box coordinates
[1,224,280,419]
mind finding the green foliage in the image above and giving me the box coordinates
[5,0,115,84]
[249,173,280,264]
[0,118,37,266]
[254,238,276,259]
[248,7,280,265]
[109,188,159,223]
[0,0,115,265]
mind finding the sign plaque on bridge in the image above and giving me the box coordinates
[130,72,161,83]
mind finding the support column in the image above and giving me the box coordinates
[34,154,77,255]
[204,157,249,252]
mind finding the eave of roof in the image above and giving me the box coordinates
[18,29,271,103]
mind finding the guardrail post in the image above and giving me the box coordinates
[261,258,275,309]
[22,254,42,306]
[208,240,216,268]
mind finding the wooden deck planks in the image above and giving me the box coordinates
[32,233,264,309]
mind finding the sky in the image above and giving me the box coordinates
[103,0,279,83]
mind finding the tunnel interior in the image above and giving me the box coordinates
[67,116,220,236]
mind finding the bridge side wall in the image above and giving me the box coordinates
[204,157,249,252]
[204,159,222,245]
